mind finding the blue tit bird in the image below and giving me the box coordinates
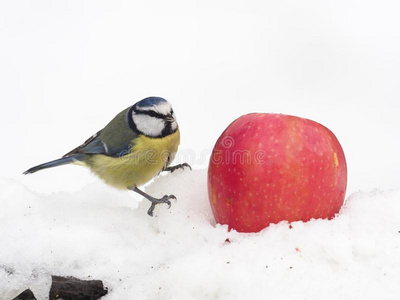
[23,97,191,216]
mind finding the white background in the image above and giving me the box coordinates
[1,0,399,193]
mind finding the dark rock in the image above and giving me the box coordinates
[49,275,108,300]
[12,289,36,300]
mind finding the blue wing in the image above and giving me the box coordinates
[63,131,107,157]
[63,107,138,158]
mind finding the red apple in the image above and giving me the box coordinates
[208,113,347,233]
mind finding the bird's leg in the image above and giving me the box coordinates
[163,163,192,173]
[131,187,176,217]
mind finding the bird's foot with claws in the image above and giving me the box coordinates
[163,163,192,173]
[132,187,176,216]
[147,194,176,216]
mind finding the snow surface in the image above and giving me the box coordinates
[1,169,400,299]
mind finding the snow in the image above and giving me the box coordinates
[1,169,400,299]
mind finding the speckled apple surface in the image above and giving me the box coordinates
[208,113,347,232]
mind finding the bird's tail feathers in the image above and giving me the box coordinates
[23,155,83,175]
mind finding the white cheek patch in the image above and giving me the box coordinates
[171,120,178,132]
[132,113,165,137]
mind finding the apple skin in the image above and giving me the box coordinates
[208,113,347,233]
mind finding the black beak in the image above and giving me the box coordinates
[165,114,174,122]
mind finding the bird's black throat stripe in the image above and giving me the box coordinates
[162,121,173,137]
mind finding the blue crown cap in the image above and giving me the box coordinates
[136,97,167,108]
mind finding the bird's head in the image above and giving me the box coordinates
[129,97,178,138]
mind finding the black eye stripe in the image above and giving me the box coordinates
[137,110,166,119]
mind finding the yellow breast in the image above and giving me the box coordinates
[85,129,180,189]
